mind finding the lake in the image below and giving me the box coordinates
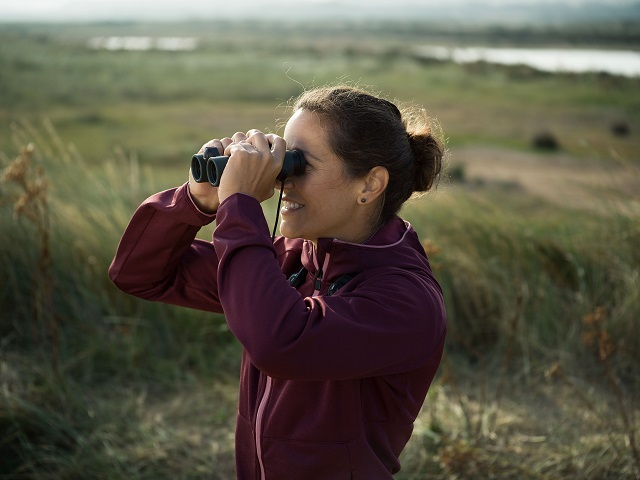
[87,38,640,78]
[88,36,198,51]
[414,46,640,77]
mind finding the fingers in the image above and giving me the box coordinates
[210,129,287,204]
[223,132,246,156]
[200,130,285,159]
[198,139,224,155]
[232,131,248,143]
[247,131,271,153]
[223,132,251,156]
[225,141,254,157]
[246,128,262,137]
[265,133,286,160]
[245,130,286,158]
[199,137,235,156]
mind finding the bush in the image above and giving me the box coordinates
[532,130,560,150]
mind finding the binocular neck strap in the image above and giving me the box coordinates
[271,179,286,242]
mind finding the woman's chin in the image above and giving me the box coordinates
[279,223,310,242]
[278,223,297,239]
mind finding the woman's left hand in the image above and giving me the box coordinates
[217,130,286,204]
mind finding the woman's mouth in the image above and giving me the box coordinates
[281,200,304,213]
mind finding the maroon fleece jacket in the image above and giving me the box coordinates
[109,183,446,479]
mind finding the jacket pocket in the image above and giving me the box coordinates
[262,437,353,479]
[263,378,360,442]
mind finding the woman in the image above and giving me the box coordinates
[109,85,447,479]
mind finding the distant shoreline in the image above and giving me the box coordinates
[414,46,640,78]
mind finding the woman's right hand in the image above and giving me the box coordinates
[188,137,233,213]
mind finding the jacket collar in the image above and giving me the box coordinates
[299,216,431,284]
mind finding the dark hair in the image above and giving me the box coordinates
[292,85,444,227]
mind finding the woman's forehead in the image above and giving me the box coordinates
[286,109,318,129]
[285,110,329,147]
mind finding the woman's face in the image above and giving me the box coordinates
[279,109,367,245]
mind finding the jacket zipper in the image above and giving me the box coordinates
[255,374,272,480]
[255,248,331,476]
[312,251,331,296]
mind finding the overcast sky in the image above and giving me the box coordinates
[0,0,633,22]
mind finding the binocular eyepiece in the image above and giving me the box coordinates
[191,147,306,187]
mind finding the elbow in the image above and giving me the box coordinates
[108,260,150,298]
[108,261,124,290]
[108,260,130,293]
[235,332,277,372]
[250,352,301,380]
[234,331,300,379]
[247,347,284,378]
[107,261,119,285]
[226,301,311,378]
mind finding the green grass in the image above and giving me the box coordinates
[1,21,639,479]
[1,22,638,162]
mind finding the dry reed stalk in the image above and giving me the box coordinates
[1,143,57,365]
[581,307,640,477]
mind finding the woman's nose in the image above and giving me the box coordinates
[275,176,294,191]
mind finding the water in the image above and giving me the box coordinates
[88,37,198,51]
[88,38,640,78]
[415,46,640,78]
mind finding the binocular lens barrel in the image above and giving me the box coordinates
[191,148,306,187]
[191,154,207,183]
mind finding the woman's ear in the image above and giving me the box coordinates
[359,166,389,203]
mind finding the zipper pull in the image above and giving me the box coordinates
[314,267,323,291]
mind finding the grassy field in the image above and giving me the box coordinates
[1,20,639,479]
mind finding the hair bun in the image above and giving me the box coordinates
[407,125,444,192]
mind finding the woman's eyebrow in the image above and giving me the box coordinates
[291,147,320,163]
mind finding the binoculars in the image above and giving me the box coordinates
[191,147,306,187]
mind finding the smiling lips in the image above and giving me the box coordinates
[282,200,304,213]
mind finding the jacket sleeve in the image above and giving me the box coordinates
[108,183,224,313]
[214,194,447,381]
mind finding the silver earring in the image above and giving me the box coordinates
[360,198,367,203]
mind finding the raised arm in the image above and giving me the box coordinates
[109,182,223,313]
[214,194,446,381]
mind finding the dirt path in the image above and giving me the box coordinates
[450,146,640,213]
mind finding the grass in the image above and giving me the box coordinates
[1,20,639,479]
[1,22,638,161]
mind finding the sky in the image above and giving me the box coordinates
[0,0,635,23]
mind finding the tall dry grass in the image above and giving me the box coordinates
[1,122,238,478]
[398,182,640,479]
[1,121,638,478]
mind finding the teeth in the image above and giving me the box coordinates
[282,201,303,211]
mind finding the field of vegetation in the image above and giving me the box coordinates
[1,20,639,479]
